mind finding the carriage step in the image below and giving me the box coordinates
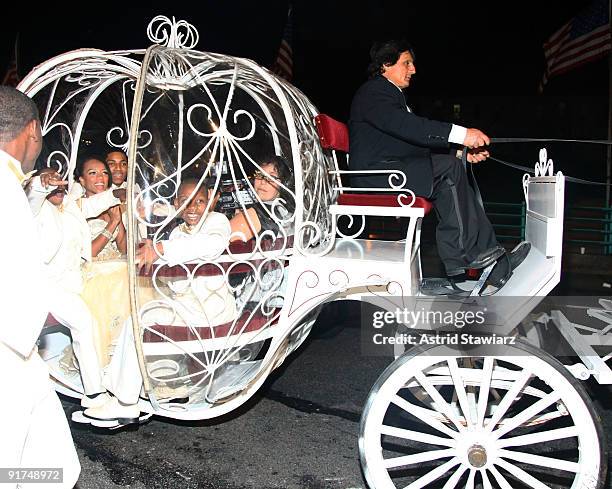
[419,277,471,297]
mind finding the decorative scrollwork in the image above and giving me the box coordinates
[397,190,416,207]
[147,16,199,49]
[329,269,349,288]
[45,151,70,177]
[295,221,334,256]
[522,172,530,203]
[336,214,366,239]
[535,147,554,177]
[388,170,408,189]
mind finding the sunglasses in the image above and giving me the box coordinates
[252,170,279,184]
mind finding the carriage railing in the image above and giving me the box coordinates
[312,113,433,300]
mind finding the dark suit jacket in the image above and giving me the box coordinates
[348,76,452,197]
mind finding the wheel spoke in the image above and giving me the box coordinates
[414,370,464,431]
[495,459,554,489]
[497,448,579,473]
[441,465,467,489]
[447,358,473,427]
[486,369,532,431]
[488,465,514,489]
[497,427,579,448]
[383,448,456,469]
[392,395,459,439]
[465,469,475,489]
[481,469,493,489]
[493,391,561,439]
[402,457,461,489]
[381,425,456,447]
[477,357,494,427]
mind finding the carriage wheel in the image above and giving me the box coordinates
[359,340,606,489]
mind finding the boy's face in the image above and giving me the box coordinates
[175,182,209,227]
[106,151,128,186]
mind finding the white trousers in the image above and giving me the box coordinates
[0,377,80,489]
[49,290,104,395]
[103,321,141,406]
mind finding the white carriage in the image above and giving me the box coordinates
[22,16,611,489]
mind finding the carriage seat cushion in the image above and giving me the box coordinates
[143,307,280,343]
[337,193,433,215]
[315,114,349,153]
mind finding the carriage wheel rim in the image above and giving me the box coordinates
[359,342,603,489]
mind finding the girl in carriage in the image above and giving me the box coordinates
[230,155,294,310]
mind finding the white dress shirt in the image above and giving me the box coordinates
[385,77,467,145]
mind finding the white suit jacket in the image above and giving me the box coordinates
[29,180,122,265]
[0,150,50,397]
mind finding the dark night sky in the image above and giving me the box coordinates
[2,1,609,203]
[2,1,605,102]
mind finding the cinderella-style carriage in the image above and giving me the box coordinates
[22,16,612,489]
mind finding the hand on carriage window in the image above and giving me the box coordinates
[112,188,127,203]
[39,171,68,189]
[135,238,164,274]
[463,128,490,149]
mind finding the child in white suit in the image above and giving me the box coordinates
[27,167,124,408]
[84,177,236,423]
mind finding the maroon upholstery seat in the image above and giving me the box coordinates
[337,193,433,215]
[315,114,349,153]
[314,113,433,215]
[143,309,280,343]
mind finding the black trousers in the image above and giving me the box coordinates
[426,154,499,275]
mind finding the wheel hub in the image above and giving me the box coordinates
[467,445,487,468]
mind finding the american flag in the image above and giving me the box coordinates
[271,6,293,82]
[1,59,19,87]
[540,0,611,91]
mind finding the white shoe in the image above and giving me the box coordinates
[84,397,140,423]
[81,392,112,409]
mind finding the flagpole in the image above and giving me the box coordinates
[607,0,612,209]
[606,0,611,254]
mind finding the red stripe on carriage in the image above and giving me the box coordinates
[337,193,433,215]
[143,309,279,343]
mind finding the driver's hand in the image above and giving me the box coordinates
[463,128,490,149]
[467,148,490,164]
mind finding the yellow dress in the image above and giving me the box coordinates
[81,218,155,367]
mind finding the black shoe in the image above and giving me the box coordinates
[508,241,531,270]
[484,253,512,289]
[484,241,531,290]
[466,245,506,270]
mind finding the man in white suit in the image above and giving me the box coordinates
[0,87,80,488]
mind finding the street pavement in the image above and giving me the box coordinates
[67,302,389,489]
